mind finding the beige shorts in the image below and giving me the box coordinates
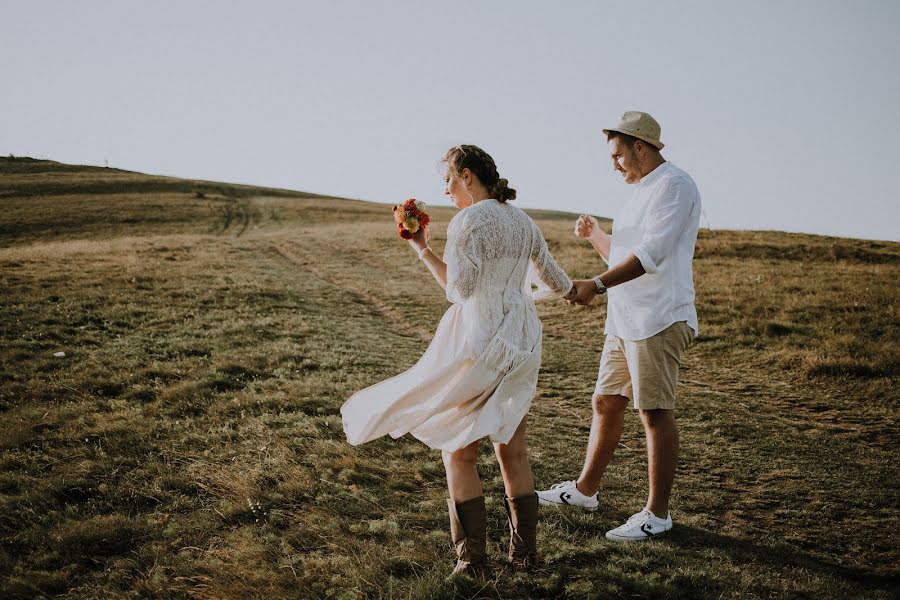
[594,321,694,410]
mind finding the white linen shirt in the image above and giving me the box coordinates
[604,161,701,341]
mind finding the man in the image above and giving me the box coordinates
[539,111,701,541]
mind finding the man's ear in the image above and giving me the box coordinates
[633,139,645,156]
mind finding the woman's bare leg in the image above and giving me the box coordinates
[494,416,534,498]
[442,439,483,502]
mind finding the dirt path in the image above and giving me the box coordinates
[266,240,435,343]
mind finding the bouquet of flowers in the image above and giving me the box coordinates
[392,198,430,239]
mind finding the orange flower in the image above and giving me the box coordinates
[392,198,430,239]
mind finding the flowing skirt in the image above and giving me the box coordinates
[341,303,541,452]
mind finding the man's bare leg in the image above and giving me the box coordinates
[575,394,629,496]
[640,408,678,516]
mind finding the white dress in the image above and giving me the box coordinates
[341,199,573,452]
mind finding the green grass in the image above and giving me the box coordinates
[1,157,898,599]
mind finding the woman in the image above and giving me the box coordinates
[341,145,582,576]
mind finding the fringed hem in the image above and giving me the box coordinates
[477,335,538,373]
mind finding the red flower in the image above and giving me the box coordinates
[392,197,430,239]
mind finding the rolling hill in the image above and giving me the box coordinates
[1,157,898,599]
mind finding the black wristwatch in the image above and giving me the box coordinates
[593,276,607,295]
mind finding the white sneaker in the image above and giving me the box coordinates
[536,480,599,512]
[604,508,672,541]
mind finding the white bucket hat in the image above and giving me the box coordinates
[602,111,665,150]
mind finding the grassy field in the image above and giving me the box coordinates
[1,156,898,599]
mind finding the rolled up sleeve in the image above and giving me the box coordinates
[633,177,697,274]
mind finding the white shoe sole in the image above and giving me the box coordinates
[604,527,671,542]
[537,495,599,512]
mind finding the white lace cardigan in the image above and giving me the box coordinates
[442,199,573,372]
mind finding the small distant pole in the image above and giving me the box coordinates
[104,159,109,168]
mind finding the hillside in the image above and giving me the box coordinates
[1,157,898,599]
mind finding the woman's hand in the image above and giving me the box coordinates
[408,224,430,251]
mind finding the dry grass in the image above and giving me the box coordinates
[1,157,898,599]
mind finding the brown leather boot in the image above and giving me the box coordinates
[447,496,490,578]
[504,492,538,568]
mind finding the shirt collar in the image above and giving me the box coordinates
[637,161,671,189]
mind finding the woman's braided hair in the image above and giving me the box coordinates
[443,145,517,203]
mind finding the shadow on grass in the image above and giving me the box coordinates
[665,523,899,592]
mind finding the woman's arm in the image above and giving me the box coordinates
[529,219,575,298]
[408,227,448,289]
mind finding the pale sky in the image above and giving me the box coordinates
[3,1,898,241]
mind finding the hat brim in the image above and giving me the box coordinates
[602,127,665,150]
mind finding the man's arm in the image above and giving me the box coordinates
[575,215,611,263]
[576,176,696,303]
[589,231,611,263]
[630,177,697,275]
[598,253,645,288]
[569,253,646,305]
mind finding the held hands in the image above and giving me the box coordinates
[564,279,598,306]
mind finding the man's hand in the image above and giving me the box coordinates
[575,214,612,263]
[575,215,605,243]
[565,279,598,306]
